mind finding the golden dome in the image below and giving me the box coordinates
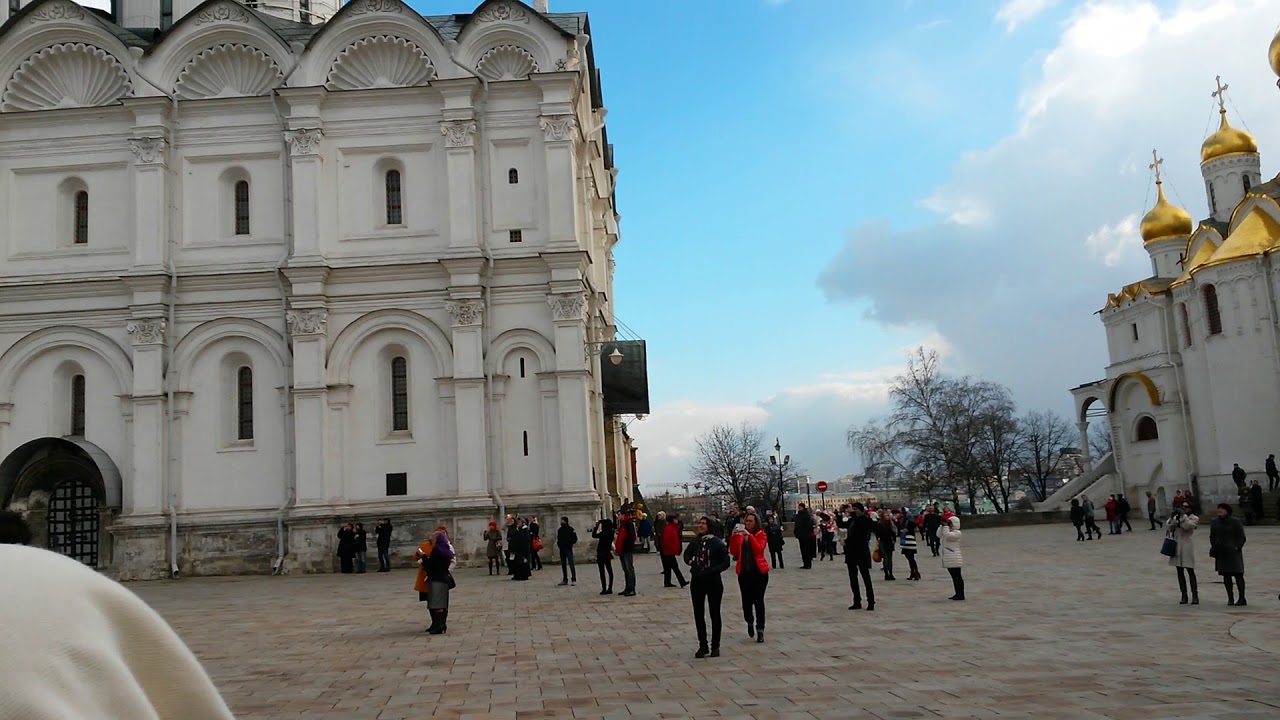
[1201,110,1258,163]
[1140,181,1193,243]
[1270,29,1280,78]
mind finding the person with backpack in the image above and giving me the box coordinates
[556,516,578,586]
[684,516,731,658]
[660,513,688,588]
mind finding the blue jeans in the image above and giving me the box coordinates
[356,551,367,573]
[561,549,576,582]
[377,546,390,571]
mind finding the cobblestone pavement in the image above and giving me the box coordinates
[132,524,1280,720]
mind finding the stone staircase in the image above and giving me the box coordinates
[1036,453,1117,513]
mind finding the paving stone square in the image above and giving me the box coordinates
[132,524,1280,719]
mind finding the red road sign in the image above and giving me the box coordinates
[815,481,829,493]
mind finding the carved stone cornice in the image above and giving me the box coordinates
[540,114,577,143]
[126,318,166,346]
[445,299,484,327]
[474,2,529,23]
[286,309,327,336]
[440,120,476,148]
[285,128,323,157]
[29,1,83,22]
[547,292,586,322]
[128,137,167,166]
[346,0,401,15]
[193,4,250,24]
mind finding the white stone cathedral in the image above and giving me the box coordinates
[1052,34,1280,514]
[0,0,642,578]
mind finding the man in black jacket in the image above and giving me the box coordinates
[591,517,616,595]
[844,503,876,611]
[793,503,816,569]
[1117,495,1133,533]
[556,516,578,586]
[374,518,393,572]
[683,516,731,659]
[1267,454,1279,492]
[923,505,943,556]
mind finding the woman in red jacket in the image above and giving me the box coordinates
[661,513,689,588]
[729,512,770,643]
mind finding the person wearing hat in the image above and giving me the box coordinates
[940,515,965,601]
[1209,503,1247,606]
[484,520,504,576]
[1165,499,1199,604]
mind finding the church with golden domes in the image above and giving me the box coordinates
[1055,34,1280,515]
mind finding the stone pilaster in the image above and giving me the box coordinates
[547,291,593,493]
[285,128,324,260]
[287,308,328,505]
[446,296,488,497]
[126,318,167,516]
[436,81,479,252]
[539,113,580,250]
[123,97,172,273]
[1077,421,1093,472]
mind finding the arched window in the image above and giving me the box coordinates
[390,356,408,432]
[1179,302,1192,348]
[236,366,253,441]
[1210,184,1218,215]
[508,168,519,184]
[385,169,402,225]
[73,190,88,245]
[1243,174,1252,193]
[1135,416,1159,442]
[1203,284,1222,336]
[70,374,85,436]
[234,180,250,235]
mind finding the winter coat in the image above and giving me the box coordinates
[940,517,963,569]
[1268,457,1278,476]
[1209,516,1246,576]
[900,528,918,554]
[1165,513,1197,568]
[375,522,394,549]
[1104,500,1117,522]
[557,525,578,553]
[793,509,815,538]
[683,534,731,579]
[591,520,615,561]
[764,521,785,550]
[1070,504,1086,527]
[653,518,666,544]
[844,514,875,569]
[615,518,636,555]
[660,521,682,556]
[729,529,770,576]
[336,528,356,559]
[354,528,368,553]
[1117,497,1131,515]
[1250,484,1264,511]
[484,529,503,560]
[1233,466,1247,486]
[508,526,531,560]
[876,520,897,554]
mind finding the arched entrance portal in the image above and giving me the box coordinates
[0,438,121,568]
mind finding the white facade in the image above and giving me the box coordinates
[0,0,635,578]
[1064,50,1280,514]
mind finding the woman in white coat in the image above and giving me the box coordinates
[1166,499,1199,605]
[940,516,964,601]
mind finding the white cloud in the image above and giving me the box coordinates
[996,0,1059,31]
[819,0,1280,425]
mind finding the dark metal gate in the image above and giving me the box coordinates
[47,478,99,567]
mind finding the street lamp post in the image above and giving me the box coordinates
[770,437,791,518]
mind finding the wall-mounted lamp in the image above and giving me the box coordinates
[586,341,624,365]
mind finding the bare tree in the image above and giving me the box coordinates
[690,422,769,511]
[968,384,1020,513]
[1016,410,1073,501]
[1089,420,1114,459]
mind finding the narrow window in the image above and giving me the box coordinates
[1135,416,1159,442]
[508,168,519,184]
[385,169,402,225]
[236,366,254,441]
[385,472,407,496]
[522,430,529,456]
[519,357,526,378]
[299,0,310,20]
[1131,323,1138,342]
[70,374,85,436]
[1210,184,1217,215]
[9,0,19,15]
[1204,284,1222,336]
[73,190,88,245]
[1180,303,1192,348]
[1243,174,1252,193]
[234,180,250,236]
[391,356,408,432]
[509,229,523,243]
[160,0,172,29]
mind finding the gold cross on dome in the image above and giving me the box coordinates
[1212,75,1229,112]
[1149,148,1163,183]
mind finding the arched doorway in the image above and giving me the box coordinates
[0,438,120,568]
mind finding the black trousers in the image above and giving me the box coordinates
[1120,513,1133,531]
[690,576,723,650]
[798,536,817,566]
[597,557,613,591]
[662,555,687,586]
[769,547,784,569]
[1176,566,1198,598]
[904,550,919,577]
[737,572,769,629]
[947,566,965,598]
[1149,512,1160,530]
[339,556,354,573]
[847,563,874,604]
[1270,471,1279,491]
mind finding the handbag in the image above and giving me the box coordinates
[872,547,882,563]
[446,572,457,590]
[532,537,544,552]
[1160,533,1178,558]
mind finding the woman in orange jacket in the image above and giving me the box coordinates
[729,512,770,643]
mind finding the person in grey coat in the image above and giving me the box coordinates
[1165,500,1199,605]
[1209,503,1247,606]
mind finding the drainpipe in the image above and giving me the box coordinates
[132,67,182,579]
[269,56,305,575]
[447,49,503,523]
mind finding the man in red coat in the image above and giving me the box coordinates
[661,513,689,588]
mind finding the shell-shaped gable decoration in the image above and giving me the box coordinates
[325,36,436,91]
[2,43,132,112]
[175,44,284,100]
[475,45,538,81]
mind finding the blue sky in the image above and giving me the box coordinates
[435,1,1280,493]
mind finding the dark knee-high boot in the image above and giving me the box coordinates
[1225,576,1236,606]
[1235,576,1247,606]
[1189,570,1199,605]
[426,610,439,633]
[1177,570,1188,604]
[440,609,449,632]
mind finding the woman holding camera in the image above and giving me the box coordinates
[1165,500,1199,605]
[729,512,770,643]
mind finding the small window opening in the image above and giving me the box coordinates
[70,374,85,436]
[1244,174,1252,193]
[73,190,88,245]
[522,430,529,457]
[234,180,250,236]
[519,357,526,378]
[160,0,172,29]
[1180,303,1192,348]
[1136,416,1159,442]
[386,473,407,496]
[508,168,519,184]
[1131,323,1138,342]
[236,366,254,441]
[509,229,522,243]
[385,169,402,225]
[1210,184,1218,215]
[1204,284,1222,336]
[391,356,408,432]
